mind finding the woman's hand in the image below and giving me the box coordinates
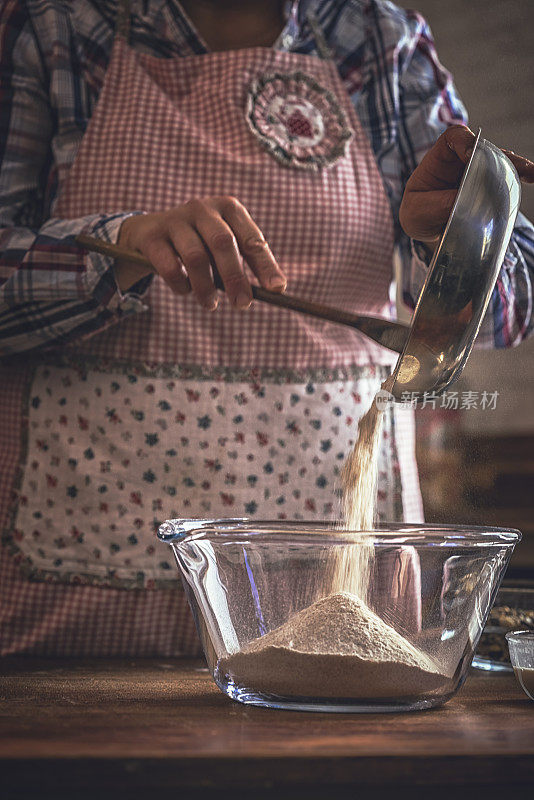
[399,125,534,251]
[115,196,287,309]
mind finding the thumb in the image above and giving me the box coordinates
[444,126,534,183]
[443,124,477,164]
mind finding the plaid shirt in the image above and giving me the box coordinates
[0,0,532,355]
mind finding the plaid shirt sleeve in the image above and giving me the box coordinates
[0,0,152,356]
[353,1,534,348]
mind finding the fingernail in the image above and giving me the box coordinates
[206,294,218,311]
[235,293,252,309]
[268,275,286,290]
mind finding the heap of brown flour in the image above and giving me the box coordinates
[221,593,444,698]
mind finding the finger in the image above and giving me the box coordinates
[407,126,475,192]
[168,220,219,310]
[400,188,458,242]
[190,205,253,309]
[217,197,287,292]
[500,149,534,183]
[444,130,534,183]
[143,238,191,296]
[442,124,477,165]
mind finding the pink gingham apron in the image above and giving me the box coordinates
[0,9,423,656]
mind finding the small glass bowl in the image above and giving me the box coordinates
[506,630,534,700]
[472,584,534,672]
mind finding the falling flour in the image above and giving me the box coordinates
[221,376,447,699]
[340,376,393,533]
[330,375,395,601]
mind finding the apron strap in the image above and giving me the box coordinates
[115,0,132,43]
[306,12,332,61]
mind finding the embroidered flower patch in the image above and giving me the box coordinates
[246,71,353,170]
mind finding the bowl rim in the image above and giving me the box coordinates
[157,518,522,546]
[506,630,534,643]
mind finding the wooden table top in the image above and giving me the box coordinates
[0,658,533,799]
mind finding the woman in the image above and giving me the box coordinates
[0,0,532,656]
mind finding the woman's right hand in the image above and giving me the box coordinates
[115,196,287,309]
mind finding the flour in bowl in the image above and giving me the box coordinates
[220,592,444,698]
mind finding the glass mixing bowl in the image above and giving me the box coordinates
[158,520,520,713]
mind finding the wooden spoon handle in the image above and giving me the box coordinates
[75,234,409,353]
[76,234,155,271]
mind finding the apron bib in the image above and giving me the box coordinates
[0,6,423,654]
[54,38,396,369]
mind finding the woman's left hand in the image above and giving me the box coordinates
[399,125,534,250]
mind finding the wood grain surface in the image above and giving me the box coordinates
[0,658,532,799]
